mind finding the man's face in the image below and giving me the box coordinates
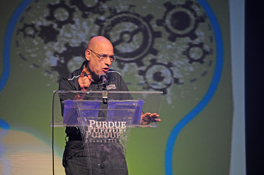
[85,42,114,79]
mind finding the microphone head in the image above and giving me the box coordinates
[99,73,108,84]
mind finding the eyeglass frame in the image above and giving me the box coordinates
[88,49,117,62]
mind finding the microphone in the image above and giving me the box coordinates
[99,74,108,104]
[99,73,108,85]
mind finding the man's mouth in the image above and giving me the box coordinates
[103,68,109,72]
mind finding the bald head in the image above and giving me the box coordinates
[84,36,114,80]
[87,36,113,52]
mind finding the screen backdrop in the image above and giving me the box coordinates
[0,0,233,174]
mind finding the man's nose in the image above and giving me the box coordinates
[104,56,112,65]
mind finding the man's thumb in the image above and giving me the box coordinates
[80,69,85,77]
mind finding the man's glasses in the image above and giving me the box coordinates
[89,49,116,62]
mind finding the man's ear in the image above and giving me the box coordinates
[85,49,90,61]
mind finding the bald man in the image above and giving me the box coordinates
[59,36,132,175]
[59,36,159,175]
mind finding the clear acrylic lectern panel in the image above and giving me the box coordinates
[51,91,162,174]
[51,91,163,128]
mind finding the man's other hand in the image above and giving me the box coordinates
[141,112,161,125]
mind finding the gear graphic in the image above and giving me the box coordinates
[38,24,60,43]
[182,42,210,64]
[138,59,179,94]
[46,0,75,29]
[18,23,38,38]
[70,0,107,19]
[51,42,86,81]
[95,7,161,68]
[156,0,205,42]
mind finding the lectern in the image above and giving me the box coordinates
[51,91,162,174]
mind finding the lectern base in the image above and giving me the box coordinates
[63,141,128,175]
